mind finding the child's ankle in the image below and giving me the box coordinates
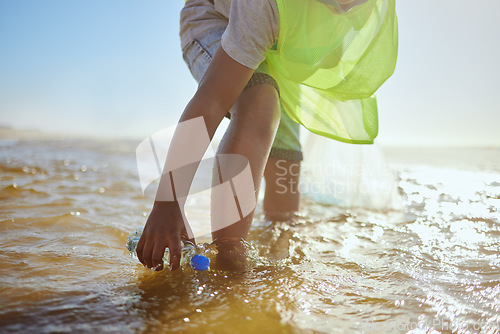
[213,237,248,271]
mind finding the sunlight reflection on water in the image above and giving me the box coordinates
[0,140,499,333]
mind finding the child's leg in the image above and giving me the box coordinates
[211,83,280,242]
[264,106,303,220]
[264,158,300,221]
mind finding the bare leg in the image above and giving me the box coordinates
[211,84,280,242]
[263,158,300,221]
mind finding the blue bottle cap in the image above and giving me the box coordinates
[191,254,210,271]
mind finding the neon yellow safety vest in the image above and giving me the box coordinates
[265,0,398,144]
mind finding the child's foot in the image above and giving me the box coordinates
[264,211,298,222]
[213,237,248,271]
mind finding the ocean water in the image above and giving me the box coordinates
[0,137,499,333]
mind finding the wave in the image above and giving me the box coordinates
[0,185,50,201]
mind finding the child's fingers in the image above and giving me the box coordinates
[151,244,165,271]
[168,239,182,270]
[136,234,146,266]
[142,239,155,268]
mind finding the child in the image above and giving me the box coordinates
[136,0,398,270]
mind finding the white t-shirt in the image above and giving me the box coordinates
[180,0,279,70]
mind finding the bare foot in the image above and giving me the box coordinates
[213,237,248,271]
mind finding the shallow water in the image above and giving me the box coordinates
[0,138,499,333]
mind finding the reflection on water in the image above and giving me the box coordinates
[0,139,499,333]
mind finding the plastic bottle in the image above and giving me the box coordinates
[126,227,210,271]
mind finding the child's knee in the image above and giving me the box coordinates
[236,84,281,135]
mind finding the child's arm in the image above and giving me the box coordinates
[136,46,254,271]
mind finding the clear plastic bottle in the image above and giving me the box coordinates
[126,227,210,271]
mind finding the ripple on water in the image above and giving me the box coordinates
[1,141,500,333]
[0,213,93,231]
[0,184,50,201]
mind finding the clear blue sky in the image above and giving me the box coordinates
[1,0,499,146]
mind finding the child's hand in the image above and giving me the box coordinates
[136,201,193,271]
